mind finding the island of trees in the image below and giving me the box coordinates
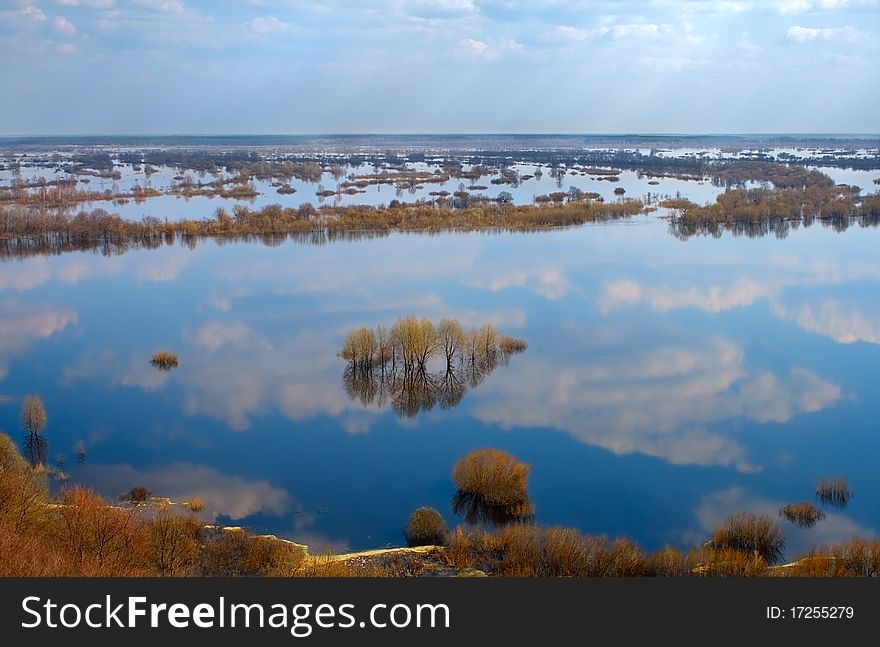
[340,316,527,417]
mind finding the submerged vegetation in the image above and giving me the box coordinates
[452,449,533,527]
[340,317,526,417]
[779,502,826,528]
[150,351,179,370]
[20,394,47,468]
[816,477,853,509]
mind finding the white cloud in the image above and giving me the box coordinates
[133,0,185,13]
[79,462,290,521]
[55,42,79,55]
[465,266,571,300]
[776,0,812,13]
[456,38,497,61]
[249,16,293,34]
[471,336,841,472]
[0,301,77,380]
[787,25,867,42]
[771,299,880,345]
[54,16,77,36]
[57,0,116,6]
[21,5,48,21]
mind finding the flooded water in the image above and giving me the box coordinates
[1,213,878,558]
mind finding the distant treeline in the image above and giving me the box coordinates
[0,198,645,242]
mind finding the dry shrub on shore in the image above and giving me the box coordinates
[445,525,650,576]
[707,512,785,564]
[404,507,448,547]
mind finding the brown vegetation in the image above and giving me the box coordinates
[778,502,826,528]
[340,317,526,417]
[404,507,448,547]
[150,351,179,370]
[816,477,853,508]
[707,512,785,564]
[123,485,151,503]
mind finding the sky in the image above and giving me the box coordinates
[0,0,878,134]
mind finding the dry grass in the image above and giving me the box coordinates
[779,502,825,528]
[816,477,853,508]
[445,524,650,576]
[404,507,448,547]
[707,512,785,564]
[150,351,179,370]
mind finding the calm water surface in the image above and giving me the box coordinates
[1,217,878,558]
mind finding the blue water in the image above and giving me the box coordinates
[1,215,878,559]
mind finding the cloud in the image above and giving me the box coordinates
[249,16,293,34]
[61,350,171,391]
[55,43,79,55]
[21,5,48,21]
[53,16,77,36]
[456,38,496,61]
[787,25,867,42]
[465,266,572,300]
[771,299,880,345]
[0,301,78,380]
[187,321,260,352]
[471,335,841,471]
[135,249,192,282]
[775,0,812,12]
[133,0,185,13]
[599,278,770,314]
[78,462,290,521]
[56,0,116,7]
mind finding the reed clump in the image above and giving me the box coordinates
[150,351,179,370]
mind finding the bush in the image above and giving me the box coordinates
[150,351,179,370]
[452,448,529,507]
[404,507,448,547]
[707,512,785,564]
[499,336,528,354]
[778,502,825,527]
[185,496,205,513]
[123,485,151,503]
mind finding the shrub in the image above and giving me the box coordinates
[452,448,529,507]
[778,502,825,528]
[124,485,151,503]
[185,496,205,513]
[707,512,785,564]
[815,477,853,508]
[404,507,448,547]
[689,546,768,576]
[499,336,528,354]
[146,507,203,576]
[150,351,179,370]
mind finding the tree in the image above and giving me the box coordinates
[20,394,46,436]
[438,318,465,369]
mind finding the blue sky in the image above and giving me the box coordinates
[1,0,878,134]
